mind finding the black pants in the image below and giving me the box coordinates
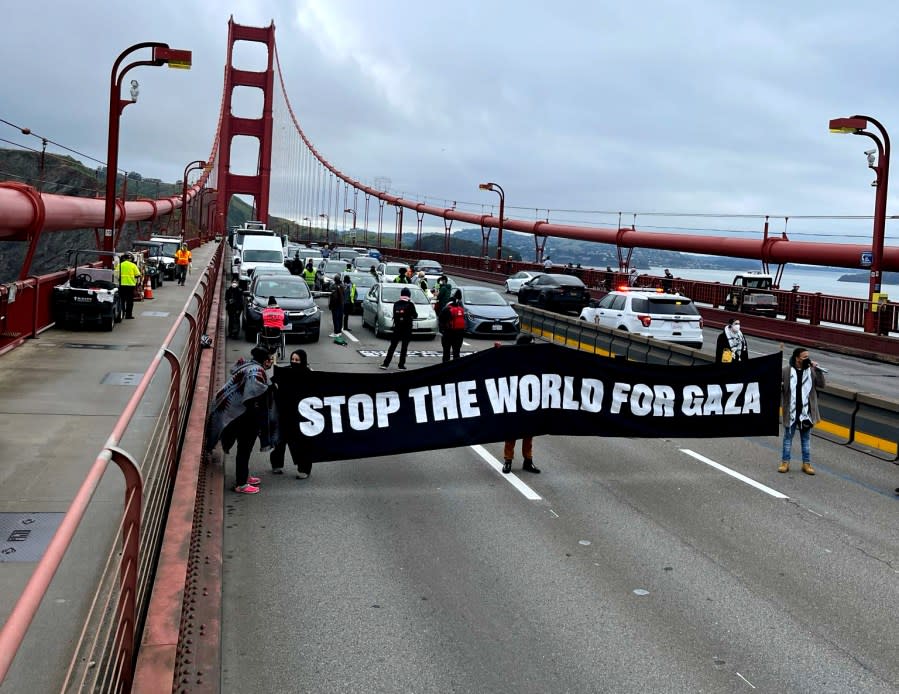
[227,308,242,337]
[232,410,259,487]
[176,264,188,285]
[343,305,353,330]
[270,436,311,475]
[331,307,343,334]
[383,332,412,368]
[441,331,464,362]
[119,285,135,318]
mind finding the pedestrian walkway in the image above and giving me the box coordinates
[0,241,217,693]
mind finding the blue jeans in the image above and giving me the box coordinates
[781,422,811,463]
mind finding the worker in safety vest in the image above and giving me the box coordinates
[118,252,141,320]
[302,261,316,288]
[174,244,192,286]
[342,275,356,331]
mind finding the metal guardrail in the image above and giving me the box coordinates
[516,303,899,462]
[0,242,223,692]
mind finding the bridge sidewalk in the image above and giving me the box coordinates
[0,242,216,693]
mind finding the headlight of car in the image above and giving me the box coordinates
[302,306,319,316]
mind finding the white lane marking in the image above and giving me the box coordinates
[341,330,360,343]
[679,449,789,499]
[471,445,542,500]
[736,672,756,689]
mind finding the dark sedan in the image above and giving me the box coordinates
[517,273,591,313]
[243,274,321,342]
[458,286,520,338]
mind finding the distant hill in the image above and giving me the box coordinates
[838,271,899,284]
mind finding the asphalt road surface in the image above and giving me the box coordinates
[221,296,899,694]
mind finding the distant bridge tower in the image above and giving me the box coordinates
[214,18,276,236]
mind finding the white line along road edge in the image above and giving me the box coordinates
[680,448,789,499]
[471,445,542,500]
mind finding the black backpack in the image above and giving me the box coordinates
[393,300,413,330]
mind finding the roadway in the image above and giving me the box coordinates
[221,292,899,693]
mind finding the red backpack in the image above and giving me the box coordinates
[449,304,466,330]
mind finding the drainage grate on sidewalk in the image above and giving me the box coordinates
[0,513,65,562]
[102,372,144,385]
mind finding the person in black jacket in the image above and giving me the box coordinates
[380,287,418,370]
[438,289,466,362]
[225,279,245,338]
[270,349,313,479]
[715,318,749,364]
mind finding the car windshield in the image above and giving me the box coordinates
[348,274,377,288]
[354,257,379,270]
[253,279,310,300]
[463,288,507,306]
[632,297,699,315]
[380,285,430,305]
[158,242,180,257]
[243,250,283,263]
[322,261,347,272]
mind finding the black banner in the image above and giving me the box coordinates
[293,344,781,463]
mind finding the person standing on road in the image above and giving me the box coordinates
[342,274,356,331]
[225,279,245,338]
[779,346,825,475]
[501,334,541,474]
[380,287,417,370]
[715,318,749,364]
[270,349,313,480]
[543,256,553,271]
[328,274,345,337]
[206,346,278,494]
[435,275,453,313]
[394,267,411,284]
[302,260,316,288]
[439,289,466,362]
[174,243,192,286]
[118,252,141,320]
[662,269,674,292]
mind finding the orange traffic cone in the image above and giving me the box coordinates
[144,277,154,300]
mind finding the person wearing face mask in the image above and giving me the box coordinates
[779,346,825,475]
[225,279,245,338]
[716,318,748,364]
[270,349,313,479]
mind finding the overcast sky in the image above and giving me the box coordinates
[3,0,898,243]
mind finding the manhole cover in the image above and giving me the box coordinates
[0,513,65,562]
[64,343,127,350]
[102,372,144,385]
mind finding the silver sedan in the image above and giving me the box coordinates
[504,270,545,294]
[361,283,438,339]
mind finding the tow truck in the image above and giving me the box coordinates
[52,250,124,331]
[724,272,778,318]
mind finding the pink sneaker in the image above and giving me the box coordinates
[247,476,261,485]
[234,483,259,494]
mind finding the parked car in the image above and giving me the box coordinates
[332,248,360,261]
[352,256,379,272]
[376,261,411,280]
[413,258,443,274]
[52,250,123,331]
[132,240,165,288]
[343,271,378,314]
[504,270,544,294]
[457,286,520,338]
[517,273,591,313]
[243,274,321,343]
[361,283,438,338]
[579,288,703,349]
[149,235,182,280]
[315,259,352,291]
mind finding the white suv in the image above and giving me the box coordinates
[579,289,704,349]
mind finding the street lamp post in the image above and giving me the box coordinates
[181,159,206,240]
[829,115,891,333]
[344,207,357,244]
[302,216,311,245]
[102,42,192,261]
[319,213,329,243]
[478,182,505,261]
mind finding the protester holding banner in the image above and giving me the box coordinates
[779,346,825,475]
[439,289,466,363]
[716,319,749,364]
[206,346,278,494]
[380,287,418,370]
[501,334,541,475]
[270,349,313,479]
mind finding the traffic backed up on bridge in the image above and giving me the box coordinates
[243,274,321,342]
[516,273,591,313]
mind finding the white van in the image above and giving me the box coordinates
[234,235,286,288]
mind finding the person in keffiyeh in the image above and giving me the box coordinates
[207,346,279,494]
[715,318,748,364]
[779,346,825,476]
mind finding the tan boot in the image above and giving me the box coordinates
[778,461,789,473]
[801,462,816,476]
